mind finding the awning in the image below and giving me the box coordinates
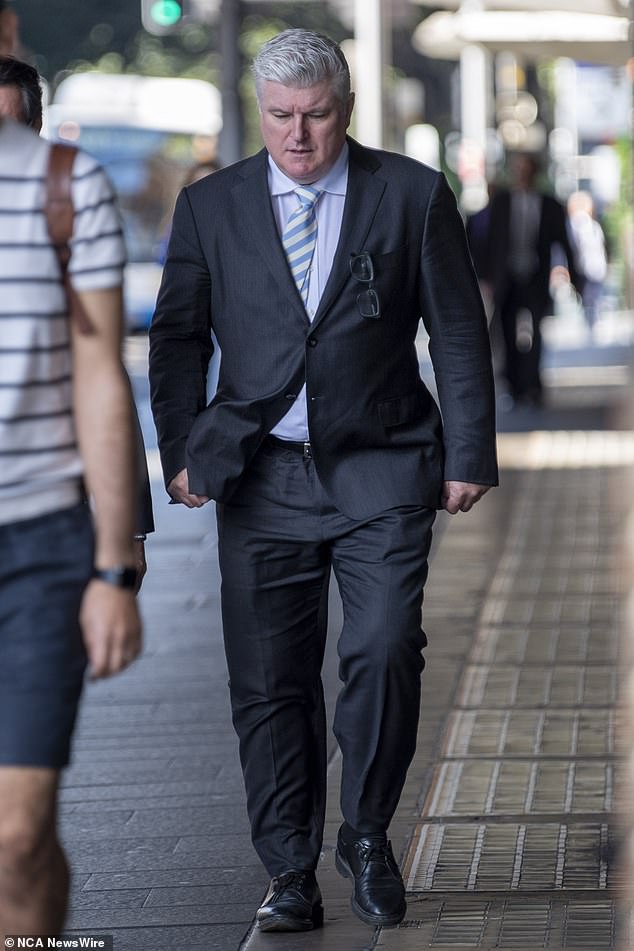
[412,9,631,65]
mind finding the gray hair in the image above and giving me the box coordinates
[252,29,351,105]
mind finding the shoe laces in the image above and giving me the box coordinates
[356,839,395,871]
[272,870,307,895]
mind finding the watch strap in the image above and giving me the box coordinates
[92,566,137,589]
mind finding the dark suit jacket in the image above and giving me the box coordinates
[149,137,498,520]
[486,188,581,312]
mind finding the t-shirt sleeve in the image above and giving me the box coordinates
[68,151,126,291]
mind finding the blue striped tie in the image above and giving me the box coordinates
[282,186,322,307]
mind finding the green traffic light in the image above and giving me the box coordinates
[150,0,183,26]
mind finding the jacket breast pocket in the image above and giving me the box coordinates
[378,389,429,428]
[372,244,408,274]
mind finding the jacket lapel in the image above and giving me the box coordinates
[232,149,308,320]
[311,139,385,331]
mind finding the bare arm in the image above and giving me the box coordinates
[71,286,141,678]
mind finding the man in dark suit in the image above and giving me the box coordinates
[150,29,497,933]
[485,153,581,405]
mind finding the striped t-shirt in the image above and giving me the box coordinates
[0,118,126,525]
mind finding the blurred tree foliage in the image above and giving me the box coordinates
[14,2,345,86]
[14,1,349,152]
[15,0,143,83]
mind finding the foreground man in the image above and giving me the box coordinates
[150,29,497,931]
[0,116,141,935]
[0,54,155,579]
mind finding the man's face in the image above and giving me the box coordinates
[0,83,24,122]
[258,79,354,184]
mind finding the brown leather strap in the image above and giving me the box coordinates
[44,143,95,335]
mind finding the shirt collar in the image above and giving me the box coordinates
[268,142,349,197]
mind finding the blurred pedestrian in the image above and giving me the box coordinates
[0,114,141,936]
[157,156,222,265]
[182,157,222,186]
[465,183,496,293]
[150,29,497,932]
[567,189,608,334]
[484,153,581,406]
[465,183,505,371]
[0,0,17,56]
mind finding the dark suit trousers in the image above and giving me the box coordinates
[216,440,435,875]
[499,279,547,400]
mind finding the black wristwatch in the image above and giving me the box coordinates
[92,566,137,589]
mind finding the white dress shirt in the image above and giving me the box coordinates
[508,188,541,281]
[268,144,349,441]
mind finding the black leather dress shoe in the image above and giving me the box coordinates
[256,869,323,932]
[335,827,406,927]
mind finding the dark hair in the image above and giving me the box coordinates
[0,56,43,129]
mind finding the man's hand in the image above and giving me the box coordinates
[441,480,490,515]
[80,581,142,679]
[168,468,210,508]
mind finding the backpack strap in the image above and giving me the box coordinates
[44,143,95,335]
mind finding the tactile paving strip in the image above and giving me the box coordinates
[422,760,613,818]
[405,822,611,891]
[443,709,615,758]
[396,458,626,950]
[458,665,618,708]
[376,898,620,949]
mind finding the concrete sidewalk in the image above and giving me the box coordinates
[59,314,631,950]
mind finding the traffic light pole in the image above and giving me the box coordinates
[218,0,244,165]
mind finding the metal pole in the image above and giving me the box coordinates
[458,0,490,211]
[218,0,243,165]
[353,0,384,148]
[626,0,634,309]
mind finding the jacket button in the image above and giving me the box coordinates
[307,337,317,347]
[285,393,296,401]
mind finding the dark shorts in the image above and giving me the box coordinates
[0,502,94,768]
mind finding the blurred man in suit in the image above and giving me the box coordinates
[0,0,17,56]
[484,153,581,405]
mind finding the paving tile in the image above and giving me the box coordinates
[59,809,134,835]
[65,901,254,929]
[67,888,150,910]
[82,867,268,891]
[142,882,266,907]
[58,780,237,803]
[67,924,247,951]
[122,805,249,836]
